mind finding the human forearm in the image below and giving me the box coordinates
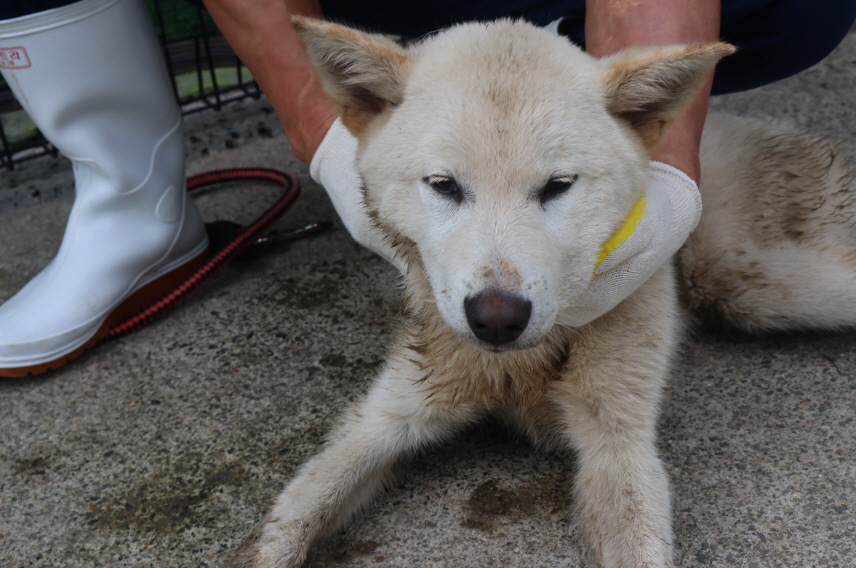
[585,0,721,182]
[201,0,337,163]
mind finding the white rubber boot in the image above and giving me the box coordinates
[0,0,209,376]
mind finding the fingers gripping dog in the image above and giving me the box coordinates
[224,19,740,568]
[559,160,702,326]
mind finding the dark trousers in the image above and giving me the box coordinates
[5,0,856,95]
[319,0,856,94]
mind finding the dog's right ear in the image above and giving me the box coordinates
[292,16,411,136]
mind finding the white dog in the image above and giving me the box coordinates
[225,18,856,568]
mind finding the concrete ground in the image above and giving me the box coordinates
[2,33,856,568]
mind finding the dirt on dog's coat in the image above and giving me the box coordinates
[225,19,856,568]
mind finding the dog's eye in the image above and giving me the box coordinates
[424,175,462,203]
[540,175,578,204]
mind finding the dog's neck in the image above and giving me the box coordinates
[394,255,575,410]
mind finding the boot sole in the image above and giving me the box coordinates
[0,248,211,378]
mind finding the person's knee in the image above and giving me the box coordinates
[714,0,856,94]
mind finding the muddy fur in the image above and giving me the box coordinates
[682,113,856,332]
[224,19,856,568]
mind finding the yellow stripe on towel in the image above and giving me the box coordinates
[594,193,646,274]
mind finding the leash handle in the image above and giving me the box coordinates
[99,167,303,344]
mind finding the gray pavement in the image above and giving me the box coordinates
[2,33,856,568]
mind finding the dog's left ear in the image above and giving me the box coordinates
[600,42,735,148]
[292,16,411,136]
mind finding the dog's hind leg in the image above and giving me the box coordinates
[224,357,482,568]
[548,269,679,568]
[684,114,856,332]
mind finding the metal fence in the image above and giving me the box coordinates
[0,0,260,170]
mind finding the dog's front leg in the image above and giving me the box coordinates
[551,281,678,568]
[554,367,674,567]
[225,357,480,568]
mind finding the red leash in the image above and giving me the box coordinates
[98,167,303,344]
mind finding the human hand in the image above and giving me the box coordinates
[557,161,702,327]
[310,118,404,271]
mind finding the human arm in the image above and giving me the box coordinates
[586,0,721,183]
[201,0,401,266]
[200,0,724,318]
[550,1,725,326]
[200,0,335,164]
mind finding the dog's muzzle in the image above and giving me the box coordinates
[464,290,532,348]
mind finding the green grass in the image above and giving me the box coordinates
[175,66,255,102]
[145,0,220,41]
[1,110,40,147]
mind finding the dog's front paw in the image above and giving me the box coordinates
[223,516,309,568]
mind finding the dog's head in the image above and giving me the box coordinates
[295,17,730,351]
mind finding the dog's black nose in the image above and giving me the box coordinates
[464,290,532,347]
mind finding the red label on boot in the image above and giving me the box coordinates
[0,47,31,69]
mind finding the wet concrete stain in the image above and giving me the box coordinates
[319,353,385,380]
[461,476,572,532]
[85,458,248,534]
[83,421,320,538]
[271,270,347,311]
[309,537,384,565]
[15,456,50,476]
